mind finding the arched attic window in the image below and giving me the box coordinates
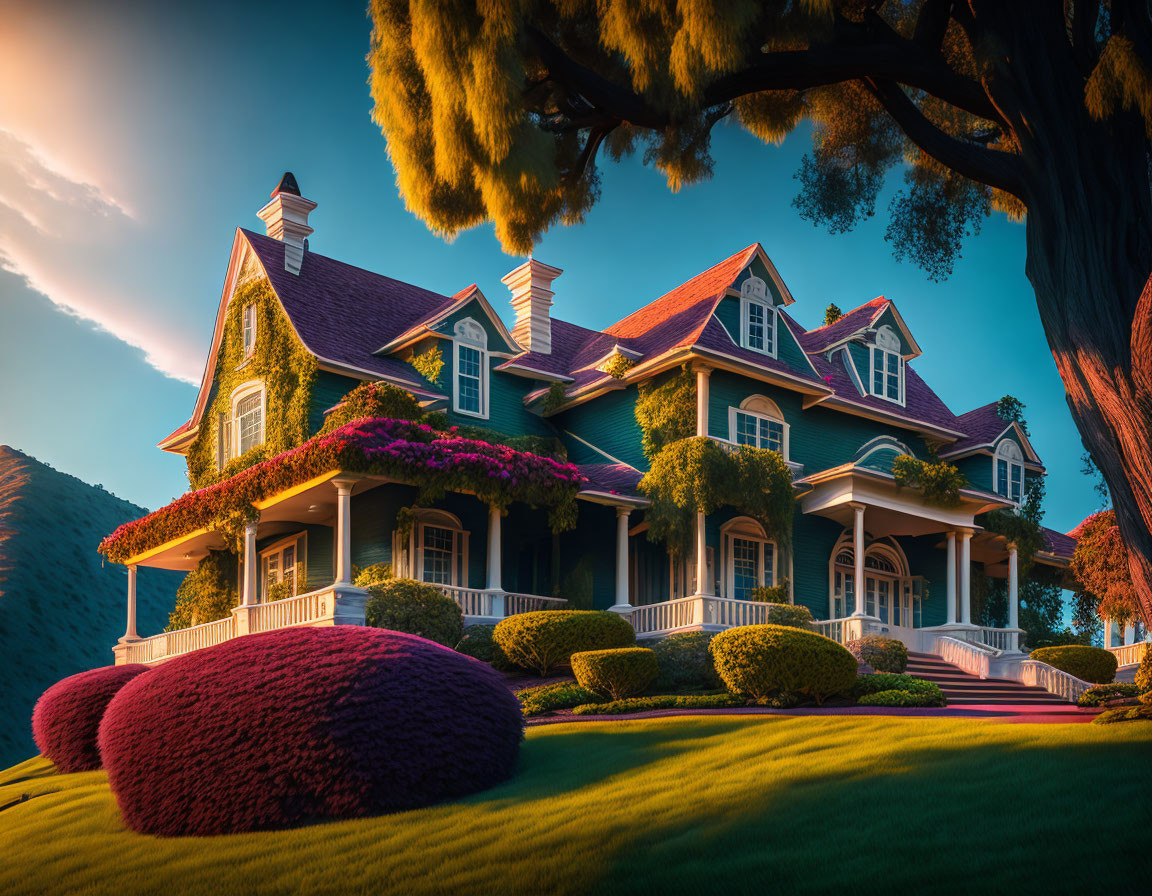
[728,395,788,460]
[869,325,905,405]
[739,276,776,357]
[994,439,1025,505]
[452,318,488,419]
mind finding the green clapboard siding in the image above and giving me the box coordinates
[712,295,814,382]
[555,386,645,470]
[308,370,362,434]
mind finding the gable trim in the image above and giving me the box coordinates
[374,285,520,357]
[938,421,1044,467]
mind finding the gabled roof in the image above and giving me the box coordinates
[374,282,520,356]
[1040,526,1077,561]
[939,403,1043,465]
[800,295,922,358]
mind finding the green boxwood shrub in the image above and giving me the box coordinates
[1030,645,1118,684]
[571,693,745,715]
[1135,644,1152,693]
[1077,683,1141,707]
[455,624,514,668]
[761,602,814,628]
[649,631,722,691]
[854,673,946,706]
[516,682,602,717]
[1093,699,1152,725]
[846,635,909,673]
[365,578,464,648]
[709,625,857,704]
[354,562,393,589]
[494,611,635,676]
[857,689,943,708]
[570,648,659,700]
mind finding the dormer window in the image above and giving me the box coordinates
[242,303,257,357]
[869,325,905,404]
[452,318,488,418]
[995,439,1025,504]
[739,276,776,356]
[729,395,789,460]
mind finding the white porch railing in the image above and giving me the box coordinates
[812,616,866,645]
[121,614,237,665]
[504,591,568,614]
[935,635,994,679]
[249,589,332,633]
[701,596,772,628]
[1106,641,1148,668]
[630,596,703,637]
[1018,660,1094,703]
[432,584,566,619]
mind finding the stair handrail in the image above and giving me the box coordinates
[934,636,992,679]
[1017,660,1094,703]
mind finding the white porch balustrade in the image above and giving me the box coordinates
[1105,641,1148,668]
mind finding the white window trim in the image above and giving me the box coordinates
[868,345,905,406]
[720,517,776,600]
[727,402,790,461]
[242,302,257,358]
[452,318,489,419]
[739,295,777,357]
[259,532,305,601]
[396,509,469,587]
[227,380,266,461]
[994,439,1025,506]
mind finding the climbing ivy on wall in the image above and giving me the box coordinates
[320,381,422,434]
[634,366,696,461]
[977,476,1045,574]
[166,550,238,630]
[186,275,318,489]
[410,344,445,386]
[892,455,968,507]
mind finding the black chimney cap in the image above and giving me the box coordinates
[271,172,301,198]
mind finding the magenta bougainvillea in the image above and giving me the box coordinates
[97,627,525,836]
[99,417,584,562]
[32,664,149,773]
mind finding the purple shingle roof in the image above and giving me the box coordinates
[799,297,888,353]
[577,463,644,499]
[1040,526,1077,561]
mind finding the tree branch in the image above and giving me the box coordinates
[863,78,1026,198]
[913,0,955,51]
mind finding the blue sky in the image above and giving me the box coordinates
[0,0,1101,536]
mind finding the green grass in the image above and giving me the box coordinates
[1,716,1149,895]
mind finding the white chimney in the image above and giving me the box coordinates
[502,258,562,354]
[256,172,317,275]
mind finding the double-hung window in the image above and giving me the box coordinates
[995,439,1025,504]
[242,303,257,357]
[728,396,788,460]
[739,276,776,356]
[452,318,488,418]
[721,518,775,601]
[869,325,905,404]
[261,534,302,600]
[236,392,263,455]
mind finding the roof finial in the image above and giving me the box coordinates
[272,172,301,198]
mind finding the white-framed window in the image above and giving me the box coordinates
[452,318,488,418]
[739,276,777,357]
[994,439,1025,504]
[869,325,905,405]
[728,395,789,460]
[261,533,303,600]
[721,517,775,601]
[217,381,265,466]
[395,509,469,587]
[242,303,257,357]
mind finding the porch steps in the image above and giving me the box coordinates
[905,652,1071,705]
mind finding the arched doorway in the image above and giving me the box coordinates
[829,534,922,626]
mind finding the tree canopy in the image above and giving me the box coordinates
[1071,510,1143,630]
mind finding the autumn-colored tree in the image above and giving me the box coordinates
[1071,511,1143,631]
[368,1,1152,622]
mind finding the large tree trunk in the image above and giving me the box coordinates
[989,4,1152,624]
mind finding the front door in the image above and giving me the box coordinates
[866,576,893,624]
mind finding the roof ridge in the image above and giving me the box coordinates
[804,295,888,334]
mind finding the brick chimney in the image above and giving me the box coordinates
[256,172,317,275]
[502,258,562,354]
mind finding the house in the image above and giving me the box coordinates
[103,173,1078,669]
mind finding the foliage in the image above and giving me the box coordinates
[434,420,567,462]
[892,455,967,507]
[752,599,812,629]
[100,417,583,563]
[31,665,149,773]
[1030,645,1118,684]
[96,627,523,835]
[410,344,445,386]
[166,550,238,630]
[494,611,636,676]
[853,674,945,706]
[515,681,602,717]
[354,562,393,589]
[857,689,944,708]
[541,382,567,414]
[634,366,696,461]
[570,648,659,700]
[639,437,794,556]
[571,693,745,715]
[1136,645,1152,694]
[846,636,909,674]
[455,624,514,668]
[978,475,1046,576]
[748,584,789,605]
[996,395,1029,435]
[709,625,857,704]
[365,578,464,648]
[320,382,422,435]
[1071,511,1142,629]
[1080,451,1111,508]
[1092,702,1152,725]
[823,303,842,326]
[602,353,635,379]
[1077,683,1141,708]
[649,631,722,692]
[187,276,318,489]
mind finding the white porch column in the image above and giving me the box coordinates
[610,508,632,614]
[1124,624,1136,646]
[945,531,957,624]
[1007,543,1019,650]
[486,505,505,618]
[695,365,711,437]
[695,511,712,596]
[959,528,972,625]
[332,478,356,586]
[122,564,139,641]
[1102,616,1112,649]
[242,520,259,606]
[851,503,866,617]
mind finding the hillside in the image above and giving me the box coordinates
[0,446,180,766]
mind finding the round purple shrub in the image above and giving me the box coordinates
[32,664,150,773]
[97,627,524,836]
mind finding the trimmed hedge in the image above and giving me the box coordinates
[97,627,524,836]
[571,693,745,715]
[32,665,149,773]
[516,682,601,717]
[857,689,943,708]
[1077,683,1141,708]
[455,624,514,668]
[366,578,464,648]
[1030,645,1117,684]
[494,611,635,676]
[709,625,857,704]
[846,635,908,673]
[1136,644,1152,693]
[762,602,815,628]
[1093,700,1152,725]
[854,673,945,701]
[571,648,659,700]
[650,631,722,691]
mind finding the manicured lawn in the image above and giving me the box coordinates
[1,716,1149,895]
